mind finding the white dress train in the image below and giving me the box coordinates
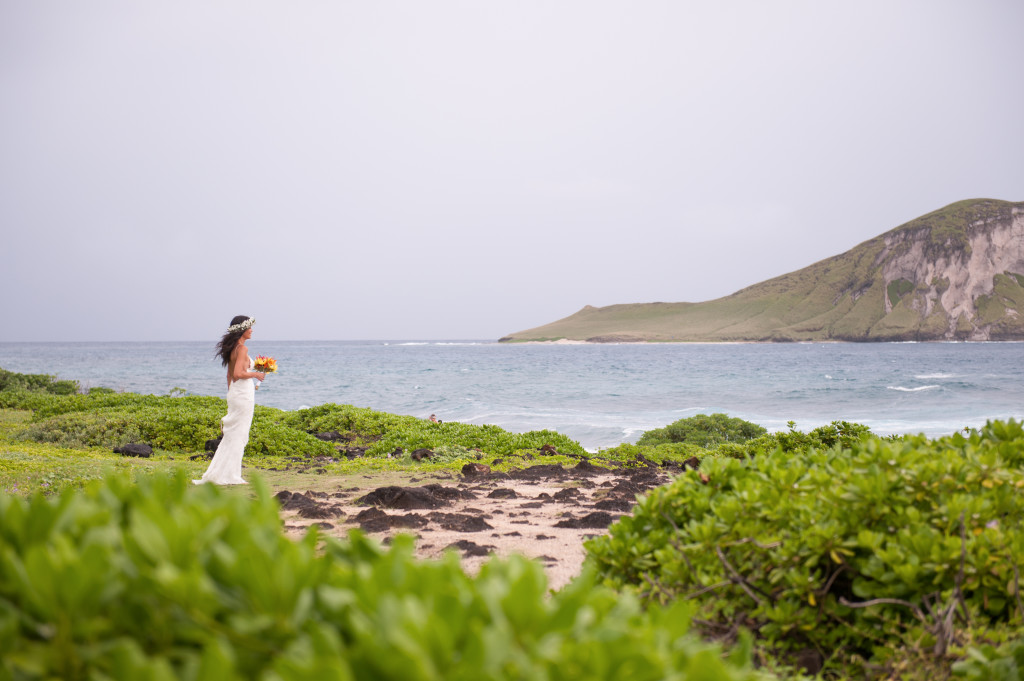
[194,359,255,485]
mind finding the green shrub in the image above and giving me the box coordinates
[283,403,587,458]
[637,413,767,448]
[2,369,587,461]
[0,368,79,395]
[744,420,877,455]
[954,636,1024,680]
[598,441,706,464]
[0,472,778,680]
[586,420,1024,676]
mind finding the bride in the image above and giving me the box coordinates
[194,316,266,485]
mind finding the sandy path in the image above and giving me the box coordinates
[276,461,679,590]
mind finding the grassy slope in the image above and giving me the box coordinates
[502,199,1023,342]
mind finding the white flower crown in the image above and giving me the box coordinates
[227,318,255,333]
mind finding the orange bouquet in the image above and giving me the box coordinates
[253,356,278,374]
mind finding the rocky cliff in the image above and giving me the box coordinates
[500,199,1024,343]
[873,201,1024,340]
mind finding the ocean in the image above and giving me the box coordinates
[1,341,1022,451]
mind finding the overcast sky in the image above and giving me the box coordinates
[2,1,1022,342]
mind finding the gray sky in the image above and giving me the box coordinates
[2,1,1022,342]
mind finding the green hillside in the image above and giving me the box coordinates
[501,199,1024,343]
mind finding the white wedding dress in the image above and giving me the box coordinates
[194,357,255,485]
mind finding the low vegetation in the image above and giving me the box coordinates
[0,472,776,680]
[636,412,767,448]
[586,419,1024,678]
[4,367,1024,678]
[0,367,590,495]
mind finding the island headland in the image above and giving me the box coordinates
[500,198,1024,343]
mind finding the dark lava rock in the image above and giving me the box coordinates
[189,453,213,461]
[355,507,388,523]
[279,491,325,515]
[204,438,221,452]
[392,514,429,530]
[113,443,152,458]
[610,480,645,496]
[357,486,441,509]
[626,467,664,485]
[555,512,616,529]
[427,512,493,532]
[518,502,544,509]
[423,484,477,503]
[682,456,701,470]
[297,503,338,520]
[572,460,603,475]
[553,488,581,501]
[446,540,495,557]
[359,516,394,533]
[487,488,518,499]
[538,555,558,563]
[593,498,634,512]
[288,491,339,518]
[356,508,429,533]
[509,464,566,481]
[410,448,433,461]
[539,444,559,456]
[356,484,473,510]
[461,463,491,477]
[314,431,347,442]
[633,453,660,468]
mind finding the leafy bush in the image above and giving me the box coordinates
[637,413,767,447]
[0,472,778,680]
[606,417,880,464]
[954,636,1024,680]
[744,420,877,454]
[1,369,587,460]
[282,403,587,458]
[586,420,1024,676]
[0,368,79,395]
[597,441,706,464]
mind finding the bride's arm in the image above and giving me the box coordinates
[231,350,265,382]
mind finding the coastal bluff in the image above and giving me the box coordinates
[500,199,1024,343]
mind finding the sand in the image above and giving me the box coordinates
[276,461,682,590]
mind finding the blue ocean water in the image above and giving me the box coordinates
[1,341,1022,451]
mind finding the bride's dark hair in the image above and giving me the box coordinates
[215,315,252,367]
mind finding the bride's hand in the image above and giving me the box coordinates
[256,372,266,380]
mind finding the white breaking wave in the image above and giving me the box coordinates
[914,373,956,379]
[392,341,486,346]
[887,385,940,392]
